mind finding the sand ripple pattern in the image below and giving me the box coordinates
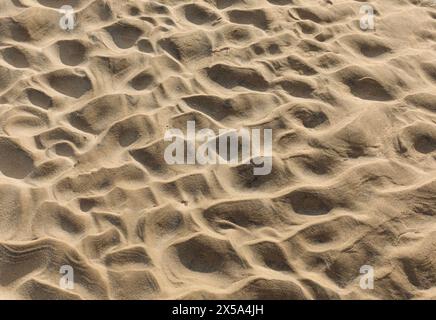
[0,0,436,299]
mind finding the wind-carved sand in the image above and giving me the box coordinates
[0,0,435,300]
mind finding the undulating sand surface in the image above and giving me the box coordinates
[0,0,436,300]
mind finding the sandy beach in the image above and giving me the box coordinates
[0,0,435,300]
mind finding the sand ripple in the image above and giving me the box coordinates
[0,0,435,299]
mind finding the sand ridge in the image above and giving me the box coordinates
[0,0,435,299]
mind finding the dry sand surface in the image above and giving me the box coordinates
[0,0,435,300]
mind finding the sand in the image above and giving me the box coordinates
[0,0,435,300]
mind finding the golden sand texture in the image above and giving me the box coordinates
[0,0,436,300]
